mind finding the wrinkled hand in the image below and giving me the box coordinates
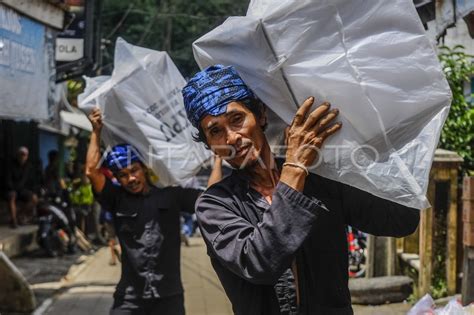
[88,107,103,132]
[285,97,341,167]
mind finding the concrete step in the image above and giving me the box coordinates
[0,224,38,258]
[349,276,413,305]
[0,251,36,313]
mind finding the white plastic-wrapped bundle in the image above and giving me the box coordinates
[79,38,210,187]
[193,0,452,209]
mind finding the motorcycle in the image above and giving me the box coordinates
[347,226,367,278]
[37,196,77,257]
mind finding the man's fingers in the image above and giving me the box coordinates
[318,122,342,142]
[90,108,102,121]
[304,102,331,129]
[292,97,315,126]
[312,108,339,133]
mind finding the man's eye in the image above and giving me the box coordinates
[210,128,221,136]
[230,115,243,124]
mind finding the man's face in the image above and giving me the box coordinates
[200,101,267,169]
[18,150,28,165]
[115,162,148,194]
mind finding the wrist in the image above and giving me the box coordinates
[92,129,102,137]
[282,162,309,176]
[280,165,307,192]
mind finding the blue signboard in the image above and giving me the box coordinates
[0,4,49,120]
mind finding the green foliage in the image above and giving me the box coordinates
[430,277,448,300]
[99,0,249,77]
[67,79,85,107]
[438,45,474,172]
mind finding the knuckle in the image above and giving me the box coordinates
[294,113,303,120]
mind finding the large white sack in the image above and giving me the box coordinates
[193,0,452,209]
[79,38,210,187]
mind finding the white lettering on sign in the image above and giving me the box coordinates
[0,5,22,34]
[0,36,35,73]
[10,41,35,72]
[55,38,84,61]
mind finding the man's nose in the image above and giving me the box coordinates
[225,129,241,146]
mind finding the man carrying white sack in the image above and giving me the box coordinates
[182,64,420,315]
[86,108,202,315]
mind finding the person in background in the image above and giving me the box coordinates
[103,209,121,266]
[44,150,66,198]
[182,64,420,315]
[6,147,39,228]
[69,173,94,233]
[86,107,202,315]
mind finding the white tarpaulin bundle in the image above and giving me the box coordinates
[79,38,210,187]
[193,0,452,209]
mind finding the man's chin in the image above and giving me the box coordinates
[126,185,143,194]
[228,156,260,170]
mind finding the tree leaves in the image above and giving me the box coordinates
[99,0,249,77]
[438,45,474,172]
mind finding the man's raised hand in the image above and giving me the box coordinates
[88,107,103,132]
[285,97,342,168]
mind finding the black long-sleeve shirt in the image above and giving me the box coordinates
[196,167,420,315]
[96,179,202,300]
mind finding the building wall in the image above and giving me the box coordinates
[443,20,474,55]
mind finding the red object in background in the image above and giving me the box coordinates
[65,0,84,6]
[100,166,113,179]
[347,226,367,278]
[347,229,355,252]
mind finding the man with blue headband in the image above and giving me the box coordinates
[86,108,202,315]
[182,65,420,315]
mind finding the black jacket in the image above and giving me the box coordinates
[196,169,420,315]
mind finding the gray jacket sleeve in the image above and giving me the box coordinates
[196,182,323,285]
[341,183,420,237]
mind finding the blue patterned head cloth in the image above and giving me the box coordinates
[182,64,256,128]
[105,144,140,172]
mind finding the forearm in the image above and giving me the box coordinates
[86,131,101,174]
[368,201,420,237]
[279,165,307,192]
[198,182,322,284]
[86,130,105,192]
[343,184,420,237]
[207,157,223,187]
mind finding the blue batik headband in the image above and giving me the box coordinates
[182,64,256,128]
[105,144,141,172]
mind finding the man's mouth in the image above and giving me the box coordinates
[128,183,140,191]
[235,144,252,157]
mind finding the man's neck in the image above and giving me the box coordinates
[244,143,279,190]
[142,182,151,194]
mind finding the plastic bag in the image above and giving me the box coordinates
[408,294,435,315]
[408,294,474,315]
[79,38,210,187]
[193,0,452,209]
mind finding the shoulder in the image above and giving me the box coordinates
[201,175,241,200]
[305,172,345,200]
[96,178,123,199]
[196,175,244,216]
